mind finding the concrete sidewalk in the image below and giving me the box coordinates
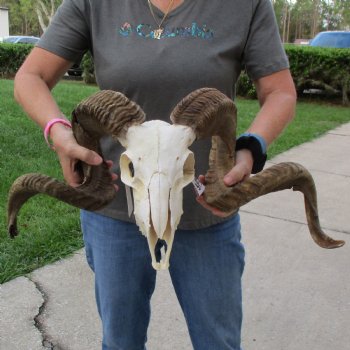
[1,123,349,350]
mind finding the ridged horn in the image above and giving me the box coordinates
[7,90,146,237]
[170,87,237,210]
[215,162,345,249]
[171,88,344,249]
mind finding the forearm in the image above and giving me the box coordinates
[14,72,65,130]
[219,70,296,192]
[247,69,297,147]
[246,90,296,146]
[14,47,73,131]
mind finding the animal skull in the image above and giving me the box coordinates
[7,88,345,271]
[118,121,196,269]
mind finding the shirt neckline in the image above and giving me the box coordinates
[142,0,191,19]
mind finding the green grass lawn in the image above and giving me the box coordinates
[1,78,350,284]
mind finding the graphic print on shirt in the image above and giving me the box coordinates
[119,22,214,40]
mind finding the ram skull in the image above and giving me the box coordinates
[119,121,195,269]
[7,88,345,270]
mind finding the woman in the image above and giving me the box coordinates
[14,0,296,349]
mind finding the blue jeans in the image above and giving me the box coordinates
[81,210,245,350]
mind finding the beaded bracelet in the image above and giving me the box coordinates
[44,118,72,148]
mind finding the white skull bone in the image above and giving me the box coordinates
[118,120,196,270]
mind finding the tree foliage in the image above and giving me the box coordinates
[0,0,61,36]
[2,0,349,40]
[36,0,58,32]
[272,0,350,42]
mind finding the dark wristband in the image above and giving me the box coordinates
[235,134,267,174]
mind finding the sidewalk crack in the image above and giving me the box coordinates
[268,160,350,178]
[329,132,350,137]
[240,209,350,235]
[29,277,64,350]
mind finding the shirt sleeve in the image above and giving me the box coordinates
[243,0,289,81]
[37,0,91,62]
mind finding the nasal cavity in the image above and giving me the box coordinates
[155,239,168,263]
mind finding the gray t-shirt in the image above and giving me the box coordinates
[38,0,289,229]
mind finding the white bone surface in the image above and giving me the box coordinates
[119,120,196,269]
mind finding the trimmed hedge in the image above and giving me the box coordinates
[1,42,349,104]
[0,43,33,78]
[0,42,97,84]
[287,45,350,105]
[238,45,350,105]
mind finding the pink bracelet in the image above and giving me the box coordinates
[44,118,72,148]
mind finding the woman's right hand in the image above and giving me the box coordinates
[49,122,114,187]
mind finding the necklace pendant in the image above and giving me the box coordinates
[154,28,163,39]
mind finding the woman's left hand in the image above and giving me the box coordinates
[196,149,254,217]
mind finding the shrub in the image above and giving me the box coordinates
[286,44,350,105]
[237,45,350,105]
[82,51,96,84]
[236,71,257,99]
[0,43,33,78]
[2,42,349,105]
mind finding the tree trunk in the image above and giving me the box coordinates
[36,0,56,32]
[287,6,291,42]
[36,7,48,32]
[312,0,320,37]
[282,2,288,42]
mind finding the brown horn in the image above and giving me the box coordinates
[171,88,344,249]
[170,87,237,209]
[8,90,146,237]
[216,162,344,249]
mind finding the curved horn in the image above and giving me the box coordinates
[72,90,146,141]
[171,88,344,249]
[8,90,146,237]
[170,87,237,209]
[215,162,345,249]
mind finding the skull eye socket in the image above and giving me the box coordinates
[120,153,135,186]
[129,161,135,177]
